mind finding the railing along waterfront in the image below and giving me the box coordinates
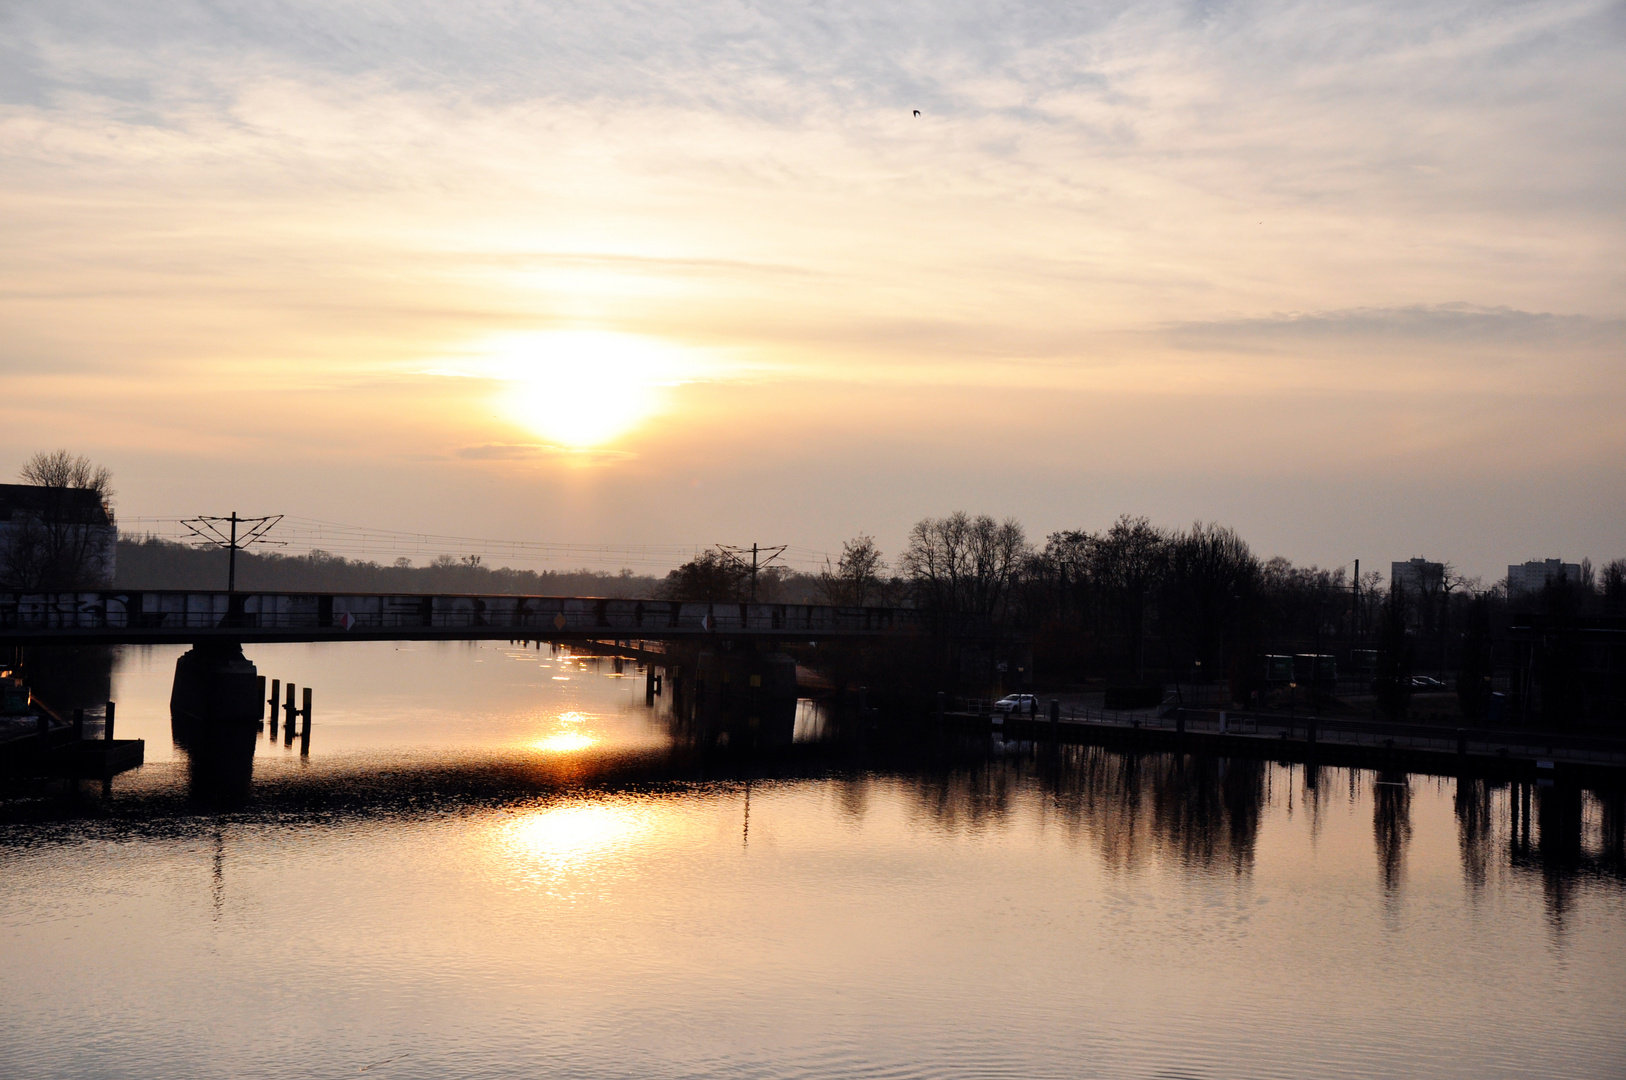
[0,591,921,643]
[956,698,1626,769]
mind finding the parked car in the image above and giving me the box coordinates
[993,694,1037,715]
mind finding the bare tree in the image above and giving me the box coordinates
[1601,559,1626,612]
[19,450,115,506]
[900,511,1028,626]
[1162,521,1259,679]
[1090,515,1168,680]
[820,535,887,606]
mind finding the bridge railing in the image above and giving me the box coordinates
[0,591,923,638]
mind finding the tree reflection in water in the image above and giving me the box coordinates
[896,744,1624,930]
[902,746,1267,876]
[1454,776,1626,928]
[4,724,1623,932]
[1372,772,1413,901]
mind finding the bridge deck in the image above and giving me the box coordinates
[0,590,919,645]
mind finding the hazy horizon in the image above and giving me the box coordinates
[3,0,1622,581]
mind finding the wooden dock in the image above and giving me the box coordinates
[35,738,145,779]
[0,704,145,780]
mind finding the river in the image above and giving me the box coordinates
[2,641,1623,1079]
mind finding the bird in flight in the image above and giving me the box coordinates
[913,110,920,117]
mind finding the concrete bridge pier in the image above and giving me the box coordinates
[169,642,261,807]
[686,650,799,748]
[170,642,263,726]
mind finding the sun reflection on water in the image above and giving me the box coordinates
[495,801,652,875]
[531,710,595,753]
[535,731,594,753]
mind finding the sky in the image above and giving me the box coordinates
[1,0,1622,581]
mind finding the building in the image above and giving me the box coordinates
[1390,557,1444,596]
[1508,558,1583,599]
[0,484,117,589]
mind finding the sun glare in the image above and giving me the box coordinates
[532,709,595,753]
[497,801,651,872]
[477,330,693,449]
[535,731,595,753]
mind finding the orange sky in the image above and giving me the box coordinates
[1,0,1621,578]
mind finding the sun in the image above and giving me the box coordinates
[481,330,688,449]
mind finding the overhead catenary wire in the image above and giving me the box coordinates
[124,516,834,574]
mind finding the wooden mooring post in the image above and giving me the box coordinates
[256,675,267,728]
[646,663,656,706]
[103,701,115,741]
[268,678,280,738]
[284,684,297,745]
[300,687,312,756]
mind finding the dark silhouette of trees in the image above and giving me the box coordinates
[1456,593,1495,724]
[1374,580,1414,720]
[1089,515,1169,681]
[899,512,1027,626]
[819,535,889,606]
[1535,570,1587,726]
[116,536,662,596]
[1161,521,1259,682]
[1600,559,1626,613]
[659,550,749,602]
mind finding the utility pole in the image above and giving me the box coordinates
[182,512,284,593]
[1352,558,1361,645]
[717,543,787,603]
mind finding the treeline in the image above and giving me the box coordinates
[665,511,1625,723]
[114,537,665,598]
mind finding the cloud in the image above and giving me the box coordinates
[1167,305,1625,350]
[0,0,1620,573]
[456,443,636,465]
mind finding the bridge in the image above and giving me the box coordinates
[0,589,926,774]
[0,590,919,646]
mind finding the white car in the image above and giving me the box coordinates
[993,694,1037,715]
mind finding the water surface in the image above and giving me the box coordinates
[3,642,1623,1079]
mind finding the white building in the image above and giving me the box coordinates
[1507,558,1583,598]
[0,484,117,589]
[1390,557,1444,596]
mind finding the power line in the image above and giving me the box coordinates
[125,516,833,573]
[179,513,284,592]
[716,543,789,602]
